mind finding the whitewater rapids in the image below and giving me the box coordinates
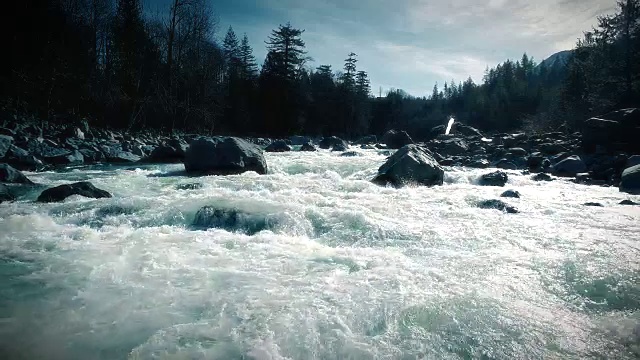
[0,149,639,359]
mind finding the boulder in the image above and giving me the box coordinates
[539,143,567,155]
[620,199,638,205]
[0,183,15,203]
[300,143,317,152]
[495,159,518,170]
[48,150,84,166]
[0,163,33,184]
[331,142,349,152]
[61,127,85,140]
[432,138,469,156]
[193,206,273,235]
[501,190,521,198]
[147,144,185,163]
[176,183,204,190]
[619,164,640,194]
[373,144,444,187]
[107,151,141,163]
[79,147,105,163]
[507,148,528,157]
[382,130,414,149]
[477,199,519,213]
[0,135,13,158]
[479,171,508,187]
[184,137,268,175]
[265,140,292,152]
[553,155,587,177]
[582,108,640,154]
[532,173,553,182]
[319,136,348,150]
[3,145,44,171]
[37,181,111,203]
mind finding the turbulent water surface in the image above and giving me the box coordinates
[1,149,639,359]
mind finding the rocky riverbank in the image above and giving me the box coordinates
[2,108,640,203]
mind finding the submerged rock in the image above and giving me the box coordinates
[532,173,553,182]
[501,190,521,198]
[37,181,112,202]
[583,202,604,207]
[331,142,349,152]
[477,199,519,213]
[619,199,638,205]
[355,135,377,145]
[176,183,204,190]
[193,206,274,235]
[0,163,33,184]
[373,144,444,187]
[619,164,640,194]
[340,151,362,157]
[184,137,268,175]
[479,171,508,187]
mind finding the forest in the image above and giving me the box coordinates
[2,0,639,139]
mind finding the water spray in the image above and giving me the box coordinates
[445,116,455,135]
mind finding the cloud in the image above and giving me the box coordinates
[208,0,616,96]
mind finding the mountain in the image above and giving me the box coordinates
[537,50,573,71]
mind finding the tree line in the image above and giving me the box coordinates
[2,0,639,139]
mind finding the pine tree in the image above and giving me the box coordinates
[356,71,371,97]
[239,34,258,80]
[341,52,358,89]
[264,22,307,80]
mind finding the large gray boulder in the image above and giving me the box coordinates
[184,137,268,175]
[627,155,640,169]
[620,165,640,194]
[37,181,111,203]
[479,171,508,187]
[382,130,414,149]
[373,145,444,187]
[0,163,33,184]
[553,155,587,177]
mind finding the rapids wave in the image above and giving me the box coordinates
[1,149,639,359]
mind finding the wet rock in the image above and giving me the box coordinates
[619,199,638,205]
[582,108,640,154]
[382,130,413,149]
[340,151,362,157]
[193,206,273,235]
[507,147,528,157]
[553,155,587,177]
[583,202,604,207]
[430,138,469,156]
[373,144,444,187]
[3,145,44,171]
[300,143,317,152]
[265,140,292,152]
[479,171,508,187]
[0,163,33,184]
[532,173,553,182]
[495,159,518,170]
[319,136,348,150]
[184,137,268,175]
[619,164,640,194]
[48,150,84,166]
[37,181,112,202]
[331,142,349,152]
[477,199,519,213]
[146,144,185,163]
[176,183,204,190]
[501,190,521,198]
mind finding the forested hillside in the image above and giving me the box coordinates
[2,0,639,138]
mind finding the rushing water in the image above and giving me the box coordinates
[1,149,639,359]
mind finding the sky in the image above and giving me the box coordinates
[145,0,616,97]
